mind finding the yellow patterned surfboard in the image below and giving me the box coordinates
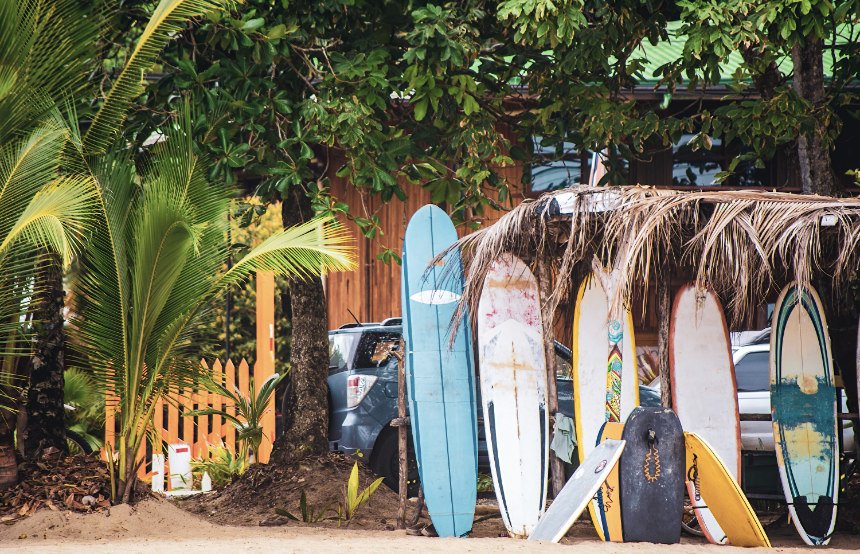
[572,271,639,541]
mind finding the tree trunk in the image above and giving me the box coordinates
[791,38,835,196]
[23,253,67,458]
[271,188,330,463]
[0,393,18,489]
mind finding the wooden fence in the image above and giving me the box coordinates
[102,272,278,482]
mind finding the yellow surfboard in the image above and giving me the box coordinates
[589,422,624,541]
[684,432,771,547]
[573,273,639,541]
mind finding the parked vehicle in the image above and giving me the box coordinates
[733,343,855,453]
[306,319,660,492]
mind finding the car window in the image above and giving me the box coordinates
[329,334,358,372]
[735,351,770,392]
[354,332,401,368]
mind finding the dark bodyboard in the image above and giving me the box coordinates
[620,406,685,544]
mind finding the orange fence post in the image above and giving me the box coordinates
[255,271,276,464]
[254,360,276,463]
[225,359,237,455]
[209,360,224,448]
[182,388,194,456]
[103,387,116,462]
[166,391,179,447]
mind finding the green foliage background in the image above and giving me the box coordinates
[201,201,292,375]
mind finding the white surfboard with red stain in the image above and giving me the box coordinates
[478,253,549,538]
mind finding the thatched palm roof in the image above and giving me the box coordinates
[455,186,860,324]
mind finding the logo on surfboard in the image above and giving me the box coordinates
[410,290,461,305]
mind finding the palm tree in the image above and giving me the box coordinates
[72,111,356,502]
[0,119,98,487]
[0,0,238,484]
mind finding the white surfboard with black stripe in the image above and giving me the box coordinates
[478,254,549,538]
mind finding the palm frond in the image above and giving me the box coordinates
[0,0,104,141]
[219,217,357,288]
[0,175,98,266]
[82,0,233,153]
[453,185,860,327]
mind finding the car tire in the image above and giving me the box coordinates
[371,428,420,497]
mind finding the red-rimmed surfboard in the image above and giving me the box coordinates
[670,284,741,544]
[477,254,549,538]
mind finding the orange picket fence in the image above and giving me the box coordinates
[103,357,277,481]
[102,272,278,483]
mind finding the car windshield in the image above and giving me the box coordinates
[735,351,770,392]
[329,333,358,371]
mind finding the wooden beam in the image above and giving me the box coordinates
[539,262,566,497]
[657,267,672,408]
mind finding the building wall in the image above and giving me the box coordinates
[324,150,525,329]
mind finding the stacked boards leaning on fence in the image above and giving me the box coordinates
[477,253,549,538]
[401,204,478,538]
[770,282,839,546]
[684,432,771,547]
[573,269,639,541]
[619,407,685,544]
[669,284,742,544]
[528,439,626,543]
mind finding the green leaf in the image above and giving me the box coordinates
[242,18,265,31]
[413,99,429,121]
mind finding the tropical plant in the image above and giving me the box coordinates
[72,107,355,502]
[335,462,384,524]
[187,371,287,462]
[63,368,105,454]
[191,443,246,488]
[275,491,335,523]
[0,0,248,487]
[0,115,98,486]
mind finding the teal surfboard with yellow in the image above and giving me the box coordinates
[771,282,838,546]
[402,204,477,537]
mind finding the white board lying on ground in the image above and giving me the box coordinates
[528,439,626,543]
[478,254,549,538]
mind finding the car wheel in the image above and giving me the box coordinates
[371,429,420,497]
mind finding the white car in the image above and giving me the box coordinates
[734,343,855,453]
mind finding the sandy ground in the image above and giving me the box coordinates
[0,498,859,553]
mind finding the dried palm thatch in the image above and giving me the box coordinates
[452,185,860,328]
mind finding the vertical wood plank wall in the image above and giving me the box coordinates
[324,149,525,329]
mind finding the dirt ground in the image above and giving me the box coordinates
[1,497,859,553]
[1,452,859,552]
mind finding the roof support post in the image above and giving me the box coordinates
[538,260,566,497]
[657,264,672,408]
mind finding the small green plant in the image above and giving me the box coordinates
[191,444,247,489]
[275,491,334,523]
[187,372,286,462]
[64,369,105,453]
[334,462,384,524]
[477,472,494,493]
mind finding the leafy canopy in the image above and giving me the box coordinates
[130,0,860,224]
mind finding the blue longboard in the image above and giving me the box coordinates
[402,204,477,537]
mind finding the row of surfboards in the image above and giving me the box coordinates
[401,204,842,546]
